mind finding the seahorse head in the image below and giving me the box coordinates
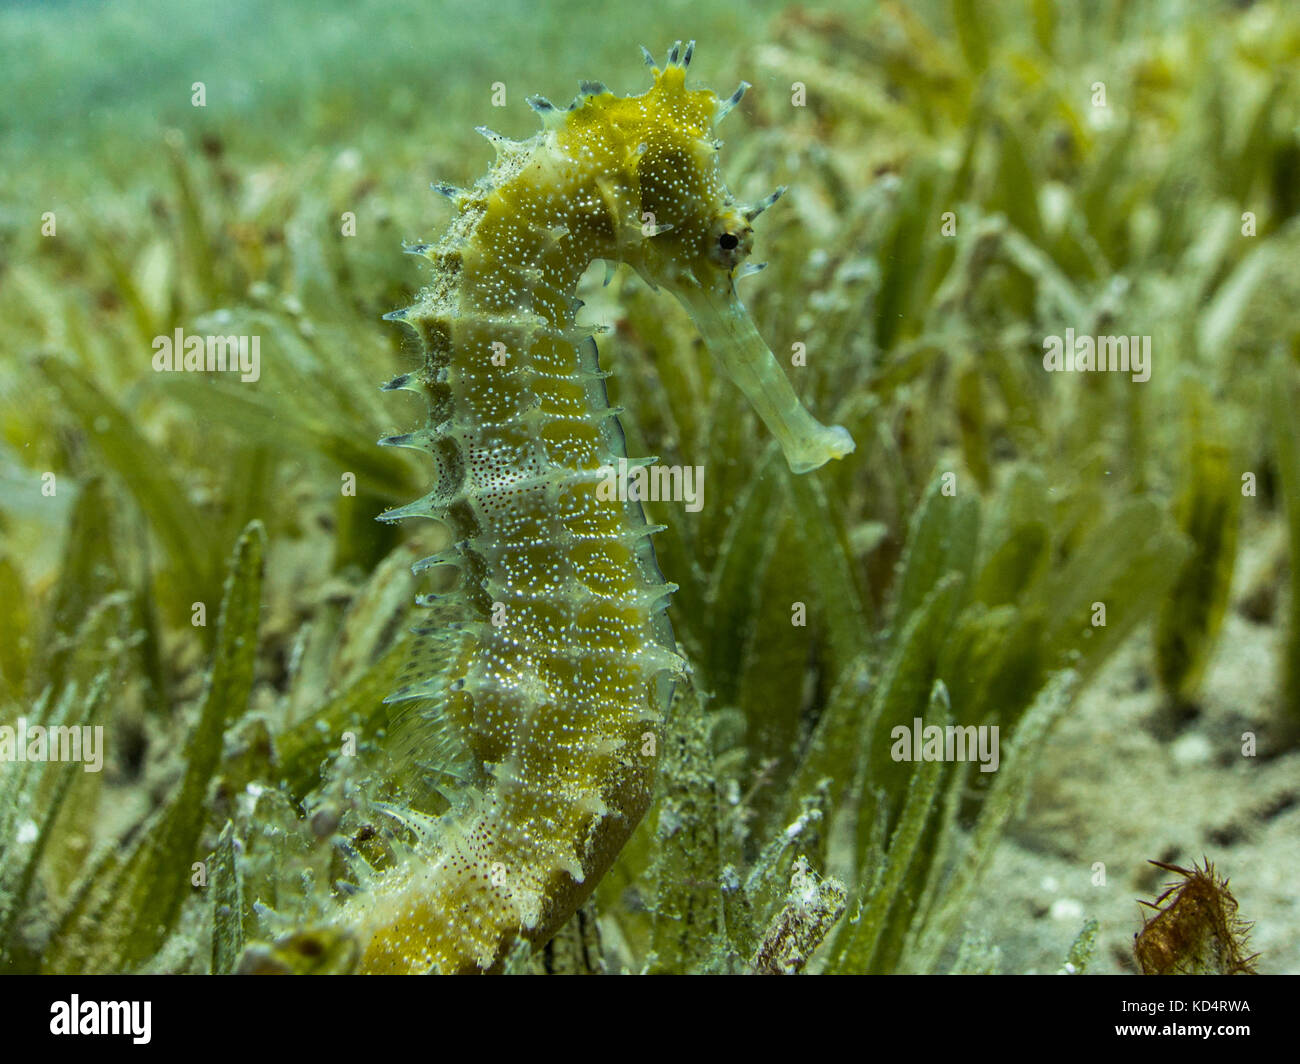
[541,41,855,473]
[551,44,768,300]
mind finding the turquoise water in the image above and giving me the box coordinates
[2,0,805,169]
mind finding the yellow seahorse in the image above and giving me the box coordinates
[273,41,852,975]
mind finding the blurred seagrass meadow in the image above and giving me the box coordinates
[1,0,1298,974]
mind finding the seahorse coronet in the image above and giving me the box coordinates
[302,42,854,975]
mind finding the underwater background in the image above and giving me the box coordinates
[1,0,1298,974]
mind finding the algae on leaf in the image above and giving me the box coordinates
[1155,376,1243,705]
[42,522,265,974]
[1271,354,1300,736]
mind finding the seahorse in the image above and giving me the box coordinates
[299,41,852,974]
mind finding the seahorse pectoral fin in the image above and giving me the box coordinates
[674,280,854,474]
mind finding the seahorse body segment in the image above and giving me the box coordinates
[339,43,853,973]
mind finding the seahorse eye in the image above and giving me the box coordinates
[707,217,752,269]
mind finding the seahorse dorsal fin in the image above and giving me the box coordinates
[384,625,481,808]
